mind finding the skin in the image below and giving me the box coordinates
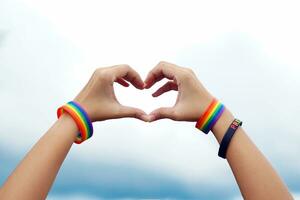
[0,62,293,199]
[144,61,293,200]
[0,65,148,200]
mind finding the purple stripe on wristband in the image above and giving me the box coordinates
[204,105,225,133]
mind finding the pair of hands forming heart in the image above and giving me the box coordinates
[74,61,214,123]
[2,61,293,200]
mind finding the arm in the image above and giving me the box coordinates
[0,115,77,200]
[0,65,147,200]
[213,109,293,199]
[144,61,293,200]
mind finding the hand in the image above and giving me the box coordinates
[145,61,214,122]
[74,64,148,122]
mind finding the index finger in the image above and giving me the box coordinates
[113,65,144,89]
[144,61,176,89]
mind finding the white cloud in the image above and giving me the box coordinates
[19,0,300,69]
[1,0,299,198]
[293,193,300,200]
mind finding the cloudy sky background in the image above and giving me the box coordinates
[0,0,299,199]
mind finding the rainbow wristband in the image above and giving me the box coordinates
[195,98,225,134]
[57,101,93,144]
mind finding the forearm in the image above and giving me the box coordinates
[212,109,292,199]
[0,114,77,200]
[0,65,146,199]
[144,62,293,198]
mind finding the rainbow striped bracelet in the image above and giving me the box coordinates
[195,98,225,134]
[57,101,93,144]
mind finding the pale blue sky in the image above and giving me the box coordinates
[0,0,299,199]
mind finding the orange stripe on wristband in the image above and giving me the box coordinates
[195,99,218,129]
[195,98,225,134]
[57,101,93,144]
[58,105,88,142]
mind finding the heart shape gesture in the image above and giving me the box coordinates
[74,65,147,122]
[144,61,214,122]
[74,61,214,123]
[3,61,292,200]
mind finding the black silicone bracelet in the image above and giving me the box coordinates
[218,119,242,159]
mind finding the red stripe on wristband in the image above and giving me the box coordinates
[195,98,225,134]
[57,101,93,144]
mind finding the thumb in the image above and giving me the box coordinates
[148,107,176,122]
[118,105,149,122]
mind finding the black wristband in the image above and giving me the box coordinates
[218,119,242,159]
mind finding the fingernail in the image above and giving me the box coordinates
[140,114,151,122]
[148,114,156,122]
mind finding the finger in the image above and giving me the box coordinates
[152,81,178,97]
[144,61,176,89]
[115,78,130,87]
[113,65,144,89]
[118,106,149,122]
[148,107,176,122]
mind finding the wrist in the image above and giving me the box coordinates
[200,93,214,114]
[57,101,94,144]
[192,93,214,122]
[211,108,235,143]
[73,98,96,122]
[55,114,78,140]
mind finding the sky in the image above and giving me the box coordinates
[0,0,300,199]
